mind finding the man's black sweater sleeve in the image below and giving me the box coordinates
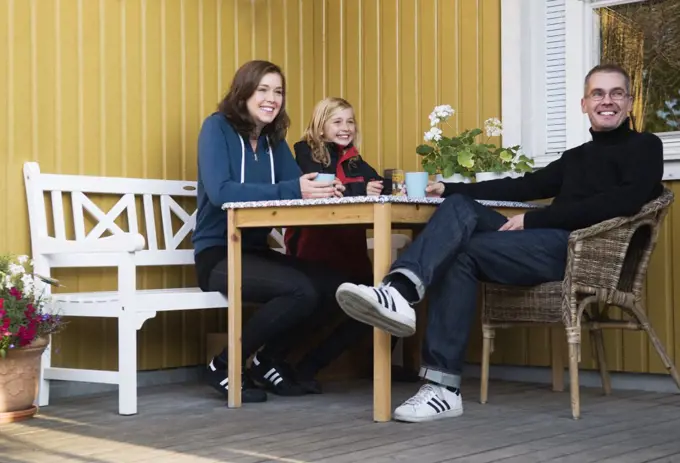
[523,134,663,230]
[442,156,565,202]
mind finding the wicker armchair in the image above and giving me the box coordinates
[479,187,680,419]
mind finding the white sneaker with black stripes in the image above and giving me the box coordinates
[394,383,463,423]
[335,283,416,337]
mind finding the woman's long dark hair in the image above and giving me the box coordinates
[218,60,290,147]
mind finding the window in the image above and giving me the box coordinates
[589,0,680,162]
[501,0,680,172]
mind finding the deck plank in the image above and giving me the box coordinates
[2,378,680,462]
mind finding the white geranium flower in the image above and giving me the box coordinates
[21,273,35,296]
[9,263,25,276]
[484,117,502,137]
[4,274,14,290]
[424,127,443,142]
[17,255,29,265]
[434,104,454,118]
[429,105,455,126]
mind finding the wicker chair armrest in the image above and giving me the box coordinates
[568,200,661,243]
[564,188,673,294]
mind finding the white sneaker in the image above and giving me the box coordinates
[335,283,416,337]
[394,383,464,423]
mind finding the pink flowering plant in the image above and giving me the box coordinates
[0,254,64,358]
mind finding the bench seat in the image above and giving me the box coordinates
[52,288,227,317]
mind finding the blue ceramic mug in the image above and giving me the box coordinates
[405,172,429,198]
[314,173,336,183]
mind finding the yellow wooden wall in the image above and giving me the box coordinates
[0,0,318,371]
[1,0,502,372]
[3,0,676,378]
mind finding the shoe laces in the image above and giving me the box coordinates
[403,384,440,407]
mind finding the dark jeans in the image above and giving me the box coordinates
[388,194,570,388]
[207,248,346,363]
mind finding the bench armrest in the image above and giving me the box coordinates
[37,233,146,255]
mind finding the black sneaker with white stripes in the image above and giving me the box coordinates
[335,283,416,337]
[249,354,306,396]
[205,358,267,403]
[393,383,463,422]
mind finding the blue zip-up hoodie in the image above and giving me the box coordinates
[192,113,302,255]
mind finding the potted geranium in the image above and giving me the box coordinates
[416,105,534,182]
[0,254,63,423]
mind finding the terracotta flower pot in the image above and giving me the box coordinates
[0,337,48,423]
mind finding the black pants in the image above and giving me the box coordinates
[207,248,347,363]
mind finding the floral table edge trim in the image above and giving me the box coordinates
[222,195,541,210]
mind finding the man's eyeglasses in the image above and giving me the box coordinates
[587,89,630,101]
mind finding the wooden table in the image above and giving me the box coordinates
[222,195,534,422]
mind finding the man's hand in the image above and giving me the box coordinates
[425,181,445,198]
[332,178,346,198]
[299,173,336,199]
[499,214,525,231]
[367,180,383,196]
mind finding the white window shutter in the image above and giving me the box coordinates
[545,0,567,159]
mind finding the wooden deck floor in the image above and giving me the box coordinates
[2,378,680,462]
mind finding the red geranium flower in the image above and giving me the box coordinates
[25,303,36,319]
[9,287,22,299]
[17,325,36,346]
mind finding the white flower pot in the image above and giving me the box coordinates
[436,173,471,184]
[475,172,512,182]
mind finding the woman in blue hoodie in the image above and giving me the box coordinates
[193,60,345,403]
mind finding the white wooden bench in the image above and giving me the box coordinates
[23,162,410,415]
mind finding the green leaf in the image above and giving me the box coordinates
[515,161,532,173]
[469,128,483,137]
[423,162,437,175]
[0,349,6,359]
[519,154,533,164]
[442,165,455,178]
[416,144,434,155]
[499,150,513,162]
[440,145,455,158]
[457,150,475,169]
[438,136,452,147]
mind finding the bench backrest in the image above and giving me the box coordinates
[23,162,285,269]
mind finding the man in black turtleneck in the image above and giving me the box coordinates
[333,64,664,423]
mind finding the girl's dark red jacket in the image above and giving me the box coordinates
[284,141,382,282]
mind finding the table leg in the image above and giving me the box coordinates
[403,226,424,374]
[373,203,392,422]
[226,209,242,408]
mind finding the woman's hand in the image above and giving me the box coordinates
[367,180,384,196]
[299,173,337,199]
[425,181,445,198]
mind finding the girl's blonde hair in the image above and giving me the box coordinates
[302,97,361,166]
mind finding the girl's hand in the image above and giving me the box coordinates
[367,180,384,196]
[332,178,346,198]
[300,173,336,199]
